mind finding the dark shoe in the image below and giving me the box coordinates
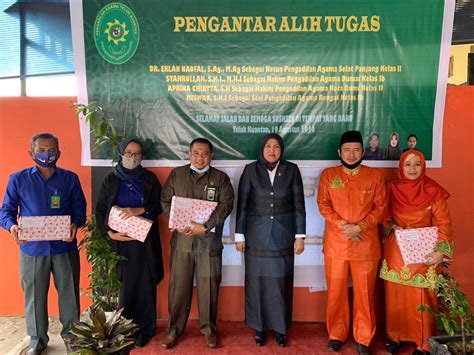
[135,333,151,348]
[385,341,400,353]
[275,332,287,347]
[357,343,370,355]
[412,349,428,355]
[327,339,343,352]
[205,333,218,348]
[255,331,266,346]
[161,335,177,349]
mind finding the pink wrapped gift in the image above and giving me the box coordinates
[395,227,439,265]
[107,206,153,242]
[19,215,71,241]
[169,196,218,230]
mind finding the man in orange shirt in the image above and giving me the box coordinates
[317,130,386,355]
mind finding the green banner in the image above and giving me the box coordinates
[73,0,453,166]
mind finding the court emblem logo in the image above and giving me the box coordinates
[94,3,140,65]
[329,175,345,189]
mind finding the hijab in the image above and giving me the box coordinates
[258,133,284,171]
[385,132,402,160]
[114,138,146,181]
[388,150,450,215]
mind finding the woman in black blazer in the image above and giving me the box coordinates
[95,138,163,348]
[235,133,306,347]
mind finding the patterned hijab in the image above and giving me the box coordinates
[388,150,450,215]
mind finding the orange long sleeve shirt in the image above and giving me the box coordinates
[317,165,387,261]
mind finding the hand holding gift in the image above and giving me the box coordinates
[395,226,438,265]
[19,215,71,241]
[169,196,217,233]
[107,206,153,242]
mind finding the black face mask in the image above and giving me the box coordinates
[340,158,362,170]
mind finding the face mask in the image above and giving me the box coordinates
[190,164,210,174]
[340,158,362,170]
[121,155,142,170]
[34,151,58,168]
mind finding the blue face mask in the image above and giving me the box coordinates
[34,151,58,168]
[190,164,210,174]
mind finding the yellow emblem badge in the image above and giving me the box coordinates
[330,175,345,189]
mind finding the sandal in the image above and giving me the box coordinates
[385,341,400,353]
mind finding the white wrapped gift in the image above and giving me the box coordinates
[19,215,71,241]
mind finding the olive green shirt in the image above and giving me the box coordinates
[160,164,234,253]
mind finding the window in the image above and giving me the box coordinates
[0,0,76,96]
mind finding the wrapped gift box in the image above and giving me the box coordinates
[169,196,217,230]
[107,206,153,242]
[395,226,439,265]
[19,215,71,241]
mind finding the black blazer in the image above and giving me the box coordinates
[95,170,164,285]
[236,159,306,252]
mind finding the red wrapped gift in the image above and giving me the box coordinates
[19,215,71,241]
[169,196,217,230]
[395,226,439,265]
[107,206,153,242]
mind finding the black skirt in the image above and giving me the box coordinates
[244,246,294,335]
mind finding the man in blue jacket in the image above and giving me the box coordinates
[0,133,86,355]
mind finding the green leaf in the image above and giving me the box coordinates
[77,349,98,355]
[75,107,85,116]
[85,111,97,126]
[107,121,117,136]
[440,316,452,335]
[98,121,107,136]
[104,308,123,332]
[102,339,135,352]
[71,328,93,338]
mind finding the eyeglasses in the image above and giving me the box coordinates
[123,152,142,158]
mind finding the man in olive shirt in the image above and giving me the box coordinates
[160,138,234,349]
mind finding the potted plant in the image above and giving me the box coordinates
[79,215,125,311]
[67,303,138,354]
[418,265,474,354]
[72,101,130,311]
[70,101,156,351]
[68,103,137,353]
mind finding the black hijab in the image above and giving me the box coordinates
[114,138,146,181]
[385,132,402,160]
[258,133,284,171]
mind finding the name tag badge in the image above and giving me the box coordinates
[206,187,217,201]
[51,194,61,209]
